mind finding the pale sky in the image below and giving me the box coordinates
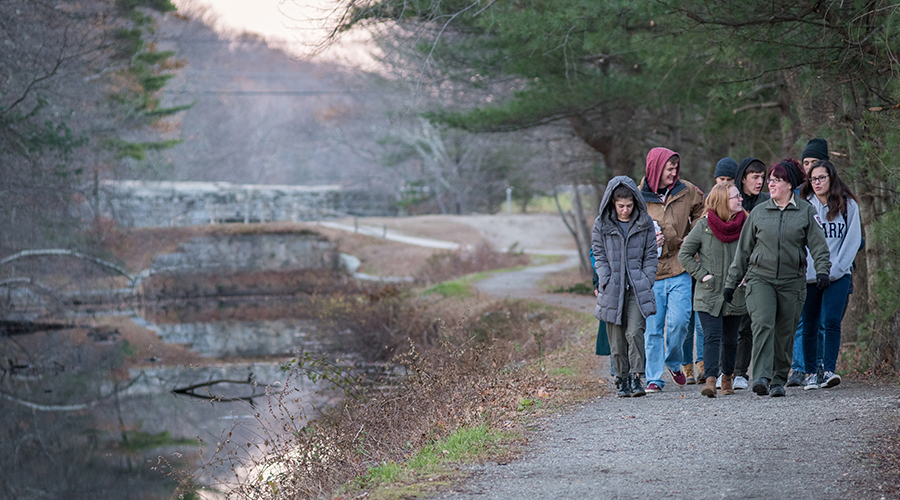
[173,0,379,66]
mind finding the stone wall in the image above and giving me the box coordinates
[99,180,399,228]
[149,232,340,274]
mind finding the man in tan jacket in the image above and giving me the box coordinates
[638,147,706,392]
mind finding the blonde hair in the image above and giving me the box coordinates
[705,182,736,221]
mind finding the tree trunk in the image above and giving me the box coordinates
[571,183,593,275]
[553,188,590,276]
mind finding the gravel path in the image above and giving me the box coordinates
[460,258,900,500]
[329,215,900,499]
[438,384,898,500]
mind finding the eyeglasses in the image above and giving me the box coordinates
[729,194,743,200]
[810,175,830,184]
[767,178,785,185]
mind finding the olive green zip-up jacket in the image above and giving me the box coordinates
[678,218,747,317]
[725,196,831,288]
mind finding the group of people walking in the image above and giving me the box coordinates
[591,139,861,398]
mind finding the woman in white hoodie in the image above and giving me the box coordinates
[798,160,861,389]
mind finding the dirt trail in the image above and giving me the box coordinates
[333,214,900,499]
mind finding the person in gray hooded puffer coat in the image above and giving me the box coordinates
[592,176,659,397]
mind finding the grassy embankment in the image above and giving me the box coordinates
[175,233,603,500]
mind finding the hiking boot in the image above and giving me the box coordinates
[701,376,717,398]
[683,364,696,385]
[615,376,632,397]
[769,384,786,397]
[820,371,841,388]
[646,382,662,393]
[733,375,749,390]
[803,372,819,390]
[752,377,770,396]
[695,361,705,383]
[786,370,805,387]
[630,373,646,397]
[668,368,687,386]
[721,374,734,395]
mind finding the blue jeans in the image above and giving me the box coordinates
[790,314,824,373]
[682,311,704,364]
[801,274,852,373]
[645,272,692,388]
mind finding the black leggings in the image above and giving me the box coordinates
[698,312,742,379]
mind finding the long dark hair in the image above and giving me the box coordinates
[799,160,858,221]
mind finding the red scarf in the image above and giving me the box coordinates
[707,210,746,243]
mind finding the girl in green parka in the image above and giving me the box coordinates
[678,183,748,397]
[723,161,831,397]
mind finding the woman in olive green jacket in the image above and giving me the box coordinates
[724,160,831,397]
[678,183,747,397]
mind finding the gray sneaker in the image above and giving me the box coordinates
[786,370,805,387]
[732,375,749,390]
[803,372,819,390]
[820,371,841,388]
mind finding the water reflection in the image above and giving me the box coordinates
[0,297,343,499]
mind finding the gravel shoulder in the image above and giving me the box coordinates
[324,214,900,499]
[450,216,900,500]
[437,383,899,500]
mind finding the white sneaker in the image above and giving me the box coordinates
[716,374,722,389]
[732,375,749,390]
[804,373,819,390]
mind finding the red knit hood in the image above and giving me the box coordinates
[645,147,680,193]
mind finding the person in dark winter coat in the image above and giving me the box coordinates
[735,157,770,212]
[592,176,659,398]
[678,183,748,397]
[724,161,831,397]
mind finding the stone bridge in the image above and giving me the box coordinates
[98,180,398,228]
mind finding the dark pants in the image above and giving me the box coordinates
[734,314,752,378]
[698,312,741,379]
[801,274,852,373]
[606,288,646,377]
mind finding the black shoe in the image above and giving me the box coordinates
[616,376,632,398]
[769,384,785,397]
[752,377,770,396]
[630,374,646,397]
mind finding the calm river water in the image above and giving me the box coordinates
[0,297,344,499]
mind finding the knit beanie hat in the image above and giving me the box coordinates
[714,157,738,179]
[801,138,829,161]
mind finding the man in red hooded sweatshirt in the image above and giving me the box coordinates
[639,147,706,392]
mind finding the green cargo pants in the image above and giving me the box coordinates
[745,277,806,386]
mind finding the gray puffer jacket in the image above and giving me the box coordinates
[592,176,659,324]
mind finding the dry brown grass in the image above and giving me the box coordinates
[536,266,591,293]
[185,292,602,499]
[413,241,531,285]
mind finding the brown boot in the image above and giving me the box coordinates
[721,374,734,395]
[683,364,695,385]
[695,361,705,382]
[701,376,717,398]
